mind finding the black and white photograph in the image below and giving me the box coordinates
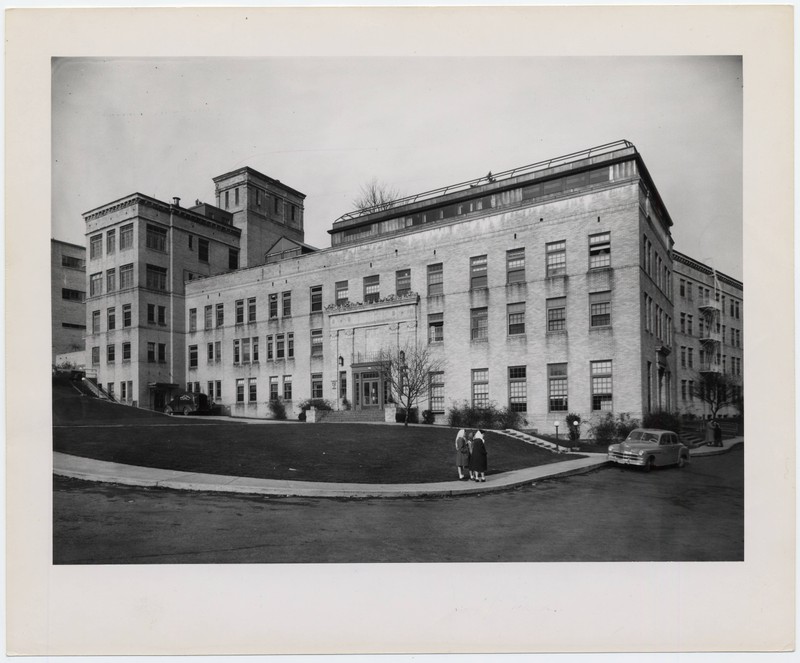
[6,6,794,657]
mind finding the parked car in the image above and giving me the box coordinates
[164,391,210,416]
[607,428,690,471]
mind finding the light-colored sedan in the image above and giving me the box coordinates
[607,428,690,471]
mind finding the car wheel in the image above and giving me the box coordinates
[677,455,686,468]
[164,406,173,416]
[182,406,191,416]
[644,456,655,472]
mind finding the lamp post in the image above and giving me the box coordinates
[554,421,560,440]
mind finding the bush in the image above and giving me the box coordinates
[642,410,681,433]
[615,412,640,439]
[421,410,436,425]
[496,406,527,430]
[341,397,351,411]
[590,412,642,444]
[297,398,333,413]
[566,413,582,441]
[446,401,526,430]
[268,397,287,421]
[395,407,419,424]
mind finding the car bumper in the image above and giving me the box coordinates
[607,454,646,466]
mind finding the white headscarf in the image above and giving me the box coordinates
[474,430,484,441]
[455,429,466,449]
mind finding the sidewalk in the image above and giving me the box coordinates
[53,437,743,499]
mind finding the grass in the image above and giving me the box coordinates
[53,379,585,484]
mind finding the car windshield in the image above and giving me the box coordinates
[626,431,659,443]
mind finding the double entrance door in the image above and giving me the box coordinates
[353,369,385,410]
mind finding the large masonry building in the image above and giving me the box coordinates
[80,140,742,429]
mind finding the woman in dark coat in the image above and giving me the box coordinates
[455,429,470,480]
[469,430,488,482]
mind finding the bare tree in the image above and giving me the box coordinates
[351,178,402,213]
[691,371,741,420]
[378,342,443,426]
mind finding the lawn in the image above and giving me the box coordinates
[53,379,584,484]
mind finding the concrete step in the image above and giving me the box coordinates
[317,409,386,423]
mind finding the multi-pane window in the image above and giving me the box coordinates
[107,344,116,363]
[472,369,489,407]
[548,364,568,412]
[106,269,116,292]
[310,285,323,312]
[248,378,257,402]
[204,305,212,329]
[90,272,102,296]
[546,240,566,276]
[589,232,611,269]
[106,229,116,254]
[681,380,687,401]
[364,275,380,303]
[146,224,167,252]
[396,269,411,296]
[158,305,166,326]
[507,302,526,335]
[680,346,686,368]
[216,303,224,327]
[189,308,197,332]
[91,346,100,364]
[198,238,209,263]
[335,281,349,306]
[122,342,131,361]
[236,379,245,403]
[589,291,611,327]
[687,347,694,368]
[146,265,167,291]
[62,254,85,270]
[62,288,85,301]
[188,345,198,368]
[276,334,285,359]
[120,264,134,289]
[228,248,239,270]
[311,329,323,356]
[508,366,527,412]
[470,255,488,289]
[506,248,525,283]
[270,376,279,401]
[235,300,244,324]
[248,297,257,323]
[92,310,100,334]
[252,337,259,362]
[147,342,156,363]
[90,234,102,260]
[591,360,613,411]
[680,279,685,297]
[282,292,292,317]
[427,263,444,296]
[233,339,241,364]
[122,304,132,328]
[207,342,215,362]
[269,293,278,319]
[471,307,488,340]
[242,338,251,363]
[547,297,566,332]
[120,224,134,250]
[107,307,116,331]
[428,312,444,343]
[266,335,274,360]
[283,376,292,401]
[687,315,693,336]
[287,332,294,359]
[147,304,156,324]
[429,372,445,413]
[311,373,323,399]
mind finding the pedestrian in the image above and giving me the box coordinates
[455,429,470,480]
[470,429,488,482]
[705,419,716,447]
[713,420,723,447]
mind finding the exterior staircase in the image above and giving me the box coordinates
[502,429,572,454]
[315,408,386,424]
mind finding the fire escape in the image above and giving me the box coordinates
[698,270,722,373]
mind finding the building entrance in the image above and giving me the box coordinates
[353,368,384,410]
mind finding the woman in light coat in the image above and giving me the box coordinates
[455,429,470,480]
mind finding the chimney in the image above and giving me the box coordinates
[173,197,181,207]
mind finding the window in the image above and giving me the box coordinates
[107,383,115,399]
[198,238,209,263]
[233,339,240,364]
[90,234,102,260]
[274,197,280,214]
[189,308,197,332]
[591,360,613,411]
[146,265,167,291]
[470,255,488,289]
[91,346,100,364]
[507,302,526,335]
[508,366,527,412]
[235,300,244,325]
[107,344,116,363]
[680,313,686,334]
[680,279,685,297]
[472,369,489,407]
[589,232,611,269]
[207,342,215,362]
[105,268,116,293]
[548,364,568,411]
[236,378,244,403]
[266,335,274,360]
[688,347,694,368]
[364,275,380,303]
[340,371,348,400]
[680,346,686,368]
[276,334,285,359]
[546,240,566,276]
[269,293,278,319]
[107,307,116,330]
[122,304,132,328]
[269,376,279,401]
[287,332,294,359]
[120,224,134,250]
[427,263,444,296]
[62,254,85,270]
[283,376,292,401]
[146,224,167,252]
[207,381,215,400]
[547,297,566,332]
[122,342,131,361]
[92,310,100,333]
[106,229,116,255]
[90,272,102,297]
[147,304,156,324]
[242,338,251,363]
[204,305,212,329]
[120,264,134,289]
[252,337,259,362]
[396,269,411,296]
[310,285,323,312]
[471,307,488,340]
[158,305,166,326]
[282,291,292,317]
[335,281,349,306]
[235,188,240,206]
[62,288,85,301]
[681,380,687,401]
[428,312,444,343]
[311,329,323,356]
[687,315,693,336]
[429,372,445,413]
[506,248,525,283]
[249,377,257,402]
[216,303,224,327]
[228,248,239,270]
[248,297,257,323]
[590,291,611,327]
[311,373,323,399]
[188,345,198,368]
[147,342,156,363]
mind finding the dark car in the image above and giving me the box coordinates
[164,391,210,416]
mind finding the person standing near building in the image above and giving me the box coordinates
[470,430,488,482]
[713,420,723,447]
[705,419,716,447]
[455,429,470,480]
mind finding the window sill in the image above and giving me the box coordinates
[470,337,489,343]
[546,330,568,336]
[508,333,526,339]
[589,325,612,330]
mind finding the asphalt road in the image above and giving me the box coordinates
[53,446,743,564]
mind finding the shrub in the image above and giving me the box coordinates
[297,398,333,413]
[642,410,681,433]
[268,397,287,421]
[615,412,640,439]
[341,397,351,411]
[421,409,435,425]
[496,406,527,430]
[395,407,419,424]
[565,413,582,441]
[591,413,619,445]
[446,401,526,430]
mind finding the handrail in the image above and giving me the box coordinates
[334,139,635,224]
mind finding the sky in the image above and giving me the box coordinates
[52,56,743,279]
